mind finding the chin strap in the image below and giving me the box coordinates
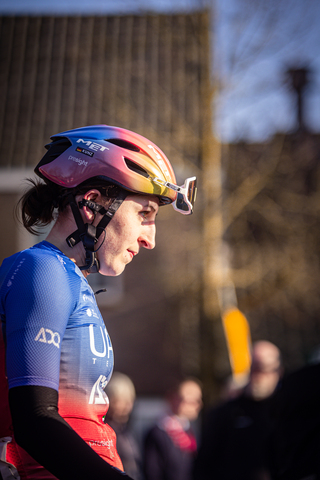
[65,191,128,273]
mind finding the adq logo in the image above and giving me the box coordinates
[35,328,61,349]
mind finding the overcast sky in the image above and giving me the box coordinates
[1,0,319,142]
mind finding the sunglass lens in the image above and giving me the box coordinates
[175,193,190,212]
[187,179,197,207]
[172,177,197,214]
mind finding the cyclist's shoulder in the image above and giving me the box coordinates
[0,241,81,291]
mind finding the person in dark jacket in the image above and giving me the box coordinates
[194,341,282,480]
[268,361,320,480]
[143,378,202,480]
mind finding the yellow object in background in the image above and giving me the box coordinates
[222,307,252,383]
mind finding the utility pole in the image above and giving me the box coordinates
[286,66,311,132]
[198,3,232,408]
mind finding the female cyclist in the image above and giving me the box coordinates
[0,125,197,480]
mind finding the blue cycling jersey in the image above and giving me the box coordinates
[0,241,122,472]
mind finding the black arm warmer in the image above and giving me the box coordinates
[9,385,133,480]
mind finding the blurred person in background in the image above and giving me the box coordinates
[104,372,142,480]
[143,378,202,480]
[218,374,248,402]
[193,340,282,480]
[268,356,320,480]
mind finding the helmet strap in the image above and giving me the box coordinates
[65,190,128,273]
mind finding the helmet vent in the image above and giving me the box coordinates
[106,138,141,152]
[46,138,72,158]
[124,158,149,178]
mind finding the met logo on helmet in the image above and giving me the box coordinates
[76,139,109,152]
[148,144,171,178]
[148,144,161,160]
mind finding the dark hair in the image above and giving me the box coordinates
[17,178,123,235]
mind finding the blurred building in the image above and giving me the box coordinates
[222,66,320,372]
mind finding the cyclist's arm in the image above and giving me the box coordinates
[9,385,133,480]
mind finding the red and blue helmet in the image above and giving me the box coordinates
[35,125,197,215]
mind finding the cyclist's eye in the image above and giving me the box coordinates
[140,210,149,219]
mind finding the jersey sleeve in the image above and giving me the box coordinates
[3,250,77,391]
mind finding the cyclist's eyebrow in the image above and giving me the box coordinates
[142,201,159,214]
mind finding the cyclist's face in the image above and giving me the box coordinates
[97,194,159,276]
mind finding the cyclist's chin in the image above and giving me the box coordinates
[98,258,126,277]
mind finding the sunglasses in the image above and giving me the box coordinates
[153,176,197,215]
